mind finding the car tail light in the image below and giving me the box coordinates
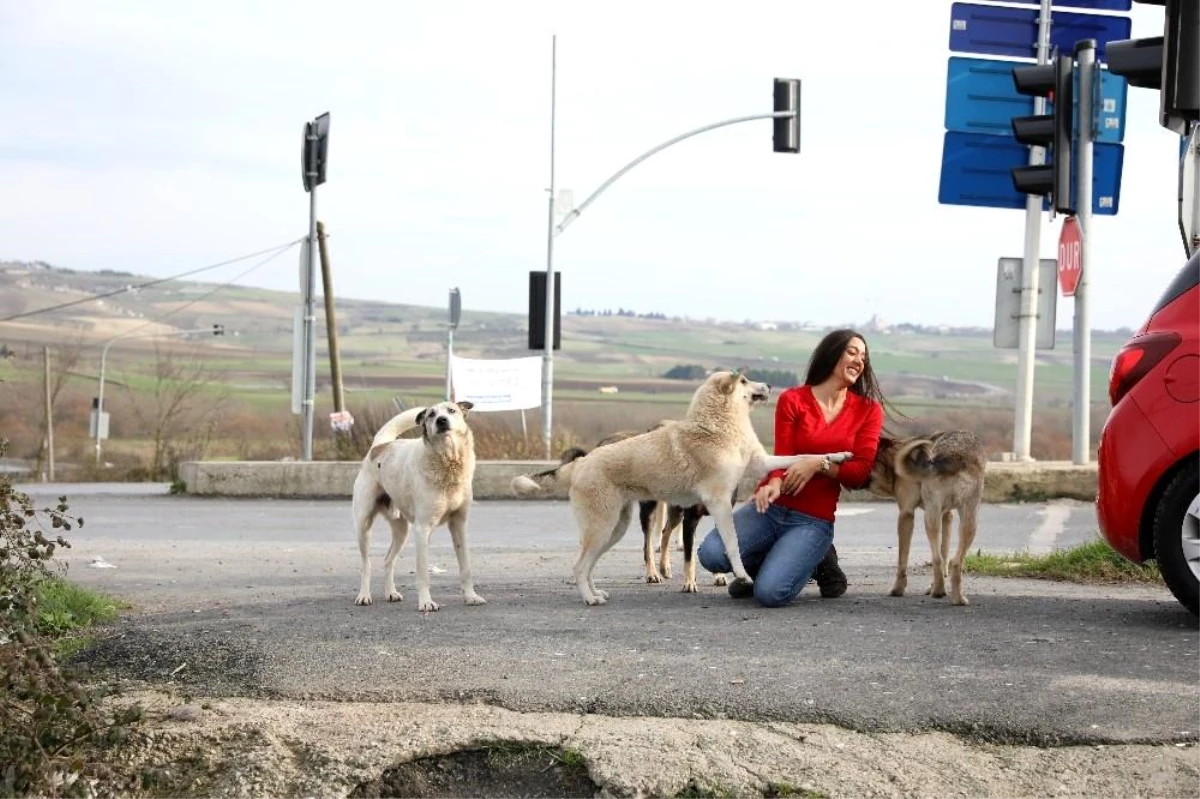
[1108,331,1182,406]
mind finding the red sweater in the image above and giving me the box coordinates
[759,385,884,522]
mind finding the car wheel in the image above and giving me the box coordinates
[1152,461,1200,616]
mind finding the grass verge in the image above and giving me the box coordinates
[964,539,1164,585]
[34,576,127,657]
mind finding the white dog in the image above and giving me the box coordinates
[352,401,486,612]
[512,371,852,605]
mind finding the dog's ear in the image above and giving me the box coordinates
[456,400,474,416]
[415,409,429,426]
[722,371,741,394]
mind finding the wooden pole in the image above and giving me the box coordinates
[318,220,347,420]
[43,346,54,481]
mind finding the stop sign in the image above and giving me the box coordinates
[1058,216,1083,297]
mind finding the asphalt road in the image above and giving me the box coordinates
[18,482,1199,746]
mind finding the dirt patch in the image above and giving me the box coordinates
[347,744,595,798]
[96,689,1199,799]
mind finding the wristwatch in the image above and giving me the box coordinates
[820,456,831,475]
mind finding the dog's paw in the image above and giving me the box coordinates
[728,576,754,594]
[354,594,373,606]
[951,594,969,606]
[712,573,730,587]
[385,591,403,603]
[417,599,440,612]
[828,451,854,464]
[928,585,946,599]
[584,595,608,606]
[645,572,663,584]
[464,593,487,606]
[681,581,699,594]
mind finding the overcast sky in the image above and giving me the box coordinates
[0,0,1187,330]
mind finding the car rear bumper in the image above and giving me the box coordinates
[1097,396,1173,563]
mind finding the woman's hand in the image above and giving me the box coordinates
[780,455,826,495]
[754,479,781,513]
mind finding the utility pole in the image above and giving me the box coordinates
[317,220,345,415]
[42,346,54,482]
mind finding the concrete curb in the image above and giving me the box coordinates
[177,460,1098,503]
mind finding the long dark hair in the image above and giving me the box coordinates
[804,328,905,422]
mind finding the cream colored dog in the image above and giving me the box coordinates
[512,371,852,605]
[352,401,486,612]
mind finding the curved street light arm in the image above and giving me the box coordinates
[554,110,794,237]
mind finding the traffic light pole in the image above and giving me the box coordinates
[1072,40,1097,465]
[541,34,558,461]
[1013,0,1053,462]
[539,58,797,460]
[301,172,318,462]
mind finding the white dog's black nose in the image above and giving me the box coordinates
[435,416,451,432]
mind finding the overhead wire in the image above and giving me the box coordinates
[0,238,304,323]
[113,240,302,340]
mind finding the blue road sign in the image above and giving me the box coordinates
[938,132,1123,215]
[939,132,1034,210]
[1066,140,1124,215]
[1006,0,1131,10]
[943,57,1127,143]
[949,3,1132,62]
[945,57,1034,137]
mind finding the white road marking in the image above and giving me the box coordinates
[1028,503,1071,555]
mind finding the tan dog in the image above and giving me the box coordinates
[511,371,852,605]
[867,430,987,606]
[591,426,673,584]
[352,401,486,612]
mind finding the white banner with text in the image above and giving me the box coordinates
[449,355,542,412]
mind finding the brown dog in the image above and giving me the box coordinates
[867,431,987,606]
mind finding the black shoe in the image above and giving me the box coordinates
[727,576,754,599]
[813,545,847,598]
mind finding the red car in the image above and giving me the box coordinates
[1096,251,1199,615]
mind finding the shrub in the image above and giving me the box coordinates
[0,440,141,797]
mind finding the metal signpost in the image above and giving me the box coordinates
[939,0,1130,461]
[297,112,330,462]
[446,287,461,401]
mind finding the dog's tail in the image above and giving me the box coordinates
[510,446,588,496]
[369,407,426,450]
[895,433,979,479]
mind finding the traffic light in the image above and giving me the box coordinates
[1010,54,1074,214]
[528,271,561,351]
[212,324,225,336]
[301,112,330,192]
[772,78,800,154]
[1107,0,1199,134]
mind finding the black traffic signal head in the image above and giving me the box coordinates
[212,324,225,336]
[1009,54,1074,214]
[772,78,800,154]
[1109,0,1199,134]
[301,112,331,192]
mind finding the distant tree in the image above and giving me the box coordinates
[122,344,230,480]
[663,364,706,380]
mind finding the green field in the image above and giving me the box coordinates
[0,261,1125,473]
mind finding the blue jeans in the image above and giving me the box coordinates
[697,503,834,608]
